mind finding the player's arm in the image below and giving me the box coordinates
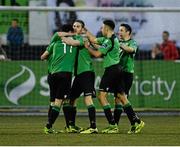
[84,41,102,57]
[120,41,137,53]
[57,32,75,37]
[120,44,135,53]
[41,51,49,60]
[84,27,98,44]
[41,43,53,60]
[91,43,101,49]
[61,37,81,46]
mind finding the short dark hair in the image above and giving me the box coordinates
[103,19,115,30]
[74,19,85,28]
[61,24,73,32]
[163,31,169,36]
[12,18,19,23]
[121,23,132,35]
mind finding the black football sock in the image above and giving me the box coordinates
[62,103,71,127]
[48,104,53,119]
[103,105,115,125]
[123,103,140,125]
[46,104,53,129]
[114,104,123,125]
[87,105,96,129]
[47,105,60,128]
[69,106,77,126]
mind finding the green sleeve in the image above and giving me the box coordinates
[129,40,138,52]
[98,38,112,55]
[50,33,60,43]
[74,35,84,46]
[46,42,54,54]
[97,37,105,44]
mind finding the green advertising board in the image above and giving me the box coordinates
[0,0,28,34]
[0,60,180,109]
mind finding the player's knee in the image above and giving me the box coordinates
[117,92,128,105]
[98,91,106,99]
[84,95,93,106]
[114,97,121,104]
[98,92,108,106]
[54,99,63,107]
[98,94,103,102]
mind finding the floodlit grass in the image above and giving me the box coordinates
[0,115,180,146]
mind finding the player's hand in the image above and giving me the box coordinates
[84,40,90,49]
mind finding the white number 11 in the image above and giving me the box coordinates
[62,43,72,54]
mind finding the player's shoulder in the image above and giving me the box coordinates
[129,38,137,43]
[103,37,113,43]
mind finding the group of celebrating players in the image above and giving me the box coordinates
[41,19,145,134]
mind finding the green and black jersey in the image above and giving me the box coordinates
[119,39,138,73]
[46,32,78,74]
[97,34,120,68]
[74,35,94,75]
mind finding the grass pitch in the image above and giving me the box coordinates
[0,115,180,146]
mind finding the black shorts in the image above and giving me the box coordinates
[99,64,123,94]
[48,72,72,101]
[70,71,96,100]
[121,71,133,96]
[99,64,134,96]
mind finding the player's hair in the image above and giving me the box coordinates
[103,19,115,30]
[74,19,85,28]
[12,18,19,23]
[163,31,169,36]
[61,24,73,32]
[120,23,132,35]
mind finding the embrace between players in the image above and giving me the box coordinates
[41,19,145,134]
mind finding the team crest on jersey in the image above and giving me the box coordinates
[101,44,108,49]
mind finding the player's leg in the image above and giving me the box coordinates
[114,72,133,125]
[117,92,144,134]
[68,98,78,127]
[114,98,123,125]
[63,75,83,133]
[98,91,118,133]
[62,98,71,128]
[47,74,55,126]
[85,95,96,129]
[66,98,84,133]
[44,97,63,134]
[80,95,98,134]
[44,72,72,134]
[75,71,98,134]
[44,73,59,134]
[62,77,77,129]
[98,91,114,125]
[99,67,119,133]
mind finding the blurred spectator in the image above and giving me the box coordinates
[0,37,9,61]
[151,43,164,60]
[160,31,179,60]
[7,18,24,60]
